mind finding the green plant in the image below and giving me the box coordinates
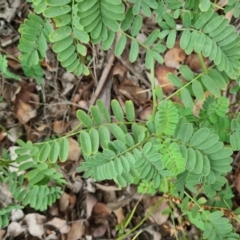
[1,0,240,239]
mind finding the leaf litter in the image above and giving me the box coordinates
[0,1,240,239]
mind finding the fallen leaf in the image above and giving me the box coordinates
[53,120,69,134]
[67,137,81,161]
[113,208,125,224]
[4,222,24,238]
[86,193,98,218]
[155,66,177,94]
[0,229,6,240]
[119,79,148,105]
[23,213,46,239]
[93,203,112,218]
[45,217,70,234]
[164,47,186,69]
[59,192,70,212]
[10,209,24,222]
[0,130,7,141]
[67,220,85,240]
[14,83,39,124]
[144,197,169,225]
[186,53,210,73]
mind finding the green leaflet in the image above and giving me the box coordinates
[111,99,124,121]
[76,109,93,128]
[59,138,69,162]
[80,131,92,156]
[125,100,135,122]
[129,40,139,63]
[131,15,142,36]
[115,35,127,57]
[49,141,60,163]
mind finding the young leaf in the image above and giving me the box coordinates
[79,131,92,156]
[125,100,135,122]
[76,109,93,128]
[131,15,142,37]
[89,128,99,154]
[181,88,193,109]
[39,143,51,162]
[129,40,139,63]
[111,99,124,121]
[49,141,60,163]
[115,35,127,57]
[59,138,69,162]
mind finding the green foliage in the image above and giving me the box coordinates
[0,54,20,80]
[1,1,240,238]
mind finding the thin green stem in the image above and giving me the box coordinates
[116,197,164,240]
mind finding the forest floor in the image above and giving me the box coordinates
[1,1,240,240]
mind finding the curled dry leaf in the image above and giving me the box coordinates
[45,217,70,234]
[10,209,24,222]
[113,208,125,224]
[67,137,81,161]
[4,222,24,238]
[139,101,153,121]
[186,53,210,73]
[53,120,68,134]
[155,66,177,94]
[23,213,46,239]
[164,47,186,69]
[86,193,98,218]
[144,197,169,226]
[119,80,148,105]
[59,192,70,212]
[67,220,85,240]
[112,62,127,80]
[6,126,19,143]
[14,83,39,124]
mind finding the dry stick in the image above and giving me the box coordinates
[90,53,115,105]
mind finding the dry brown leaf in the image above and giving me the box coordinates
[53,120,68,134]
[155,66,177,94]
[144,197,169,226]
[186,53,210,73]
[86,193,98,218]
[69,193,77,208]
[113,208,125,224]
[15,100,37,124]
[67,137,81,161]
[45,217,70,234]
[139,102,153,121]
[67,220,85,240]
[92,203,111,217]
[0,229,6,240]
[14,83,39,124]
[0,130,7,141]
[59,192,70,212]
[119,80,148,105]
[164,47,186,69]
